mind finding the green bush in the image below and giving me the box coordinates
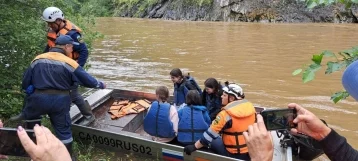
[300,0,358,9]
[0,0,101,118]
[79,0,115,17]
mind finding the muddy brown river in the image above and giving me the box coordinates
[88,17,358,159]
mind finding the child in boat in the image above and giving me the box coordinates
[202,78,223,121]
[177,90,211,145]
[143,86,179,142]
[170,68,202,107]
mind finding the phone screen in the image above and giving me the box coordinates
[0,128,36,157]
[261,109,297,131]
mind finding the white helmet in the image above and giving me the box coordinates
[42,7,64,22]
[222,83,243,99]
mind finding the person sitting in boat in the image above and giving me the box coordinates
[143,86,179,143]
[170,68,202,107]
[201,78,223,121]
[177,90,211,145]
[183,83,255,160]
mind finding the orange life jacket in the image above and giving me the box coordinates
[47,20,82,60]
[221,100,256,154]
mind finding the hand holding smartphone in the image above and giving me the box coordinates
[0,128,36,157]
[261,108,297,131]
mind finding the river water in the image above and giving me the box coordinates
[88,17,358,158]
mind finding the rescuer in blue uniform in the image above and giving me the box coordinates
[42,7,94,126]
[11,35,106,161]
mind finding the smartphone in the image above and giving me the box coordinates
[0,128,36,157]
[261,109,297,131]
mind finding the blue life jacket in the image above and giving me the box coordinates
[173,76,202,106]
[143,101,176,138]
[187,76,202,95]
[178,105,210,145]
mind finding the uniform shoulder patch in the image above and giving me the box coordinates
[213,116,221,125]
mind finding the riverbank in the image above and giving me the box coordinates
[113,0,358,23]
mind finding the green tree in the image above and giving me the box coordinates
[78,0,115,17]
[301,0,358,8]
[293,1,358,103]
[0,0,101,118]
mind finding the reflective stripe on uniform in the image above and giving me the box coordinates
[202,128,220,143]
[207,128,219,138]
[203,132,213,142]
[226,115,231,122]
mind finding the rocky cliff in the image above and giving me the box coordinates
[114,0,358,23]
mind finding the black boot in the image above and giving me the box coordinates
[9,113,25,121]
[24,119,42,129]
[64,142,77,161]
[78,100,95,126]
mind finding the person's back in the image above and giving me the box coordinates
[143,86,178,143]
[185,74,202,95]
[173,78,192,106]
[178,90,210,145]
[29,51,80,90]
[219,99,256,154]
[22,48,100,91]
[13,35,105,161]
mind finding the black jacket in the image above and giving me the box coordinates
[320,129,358,161]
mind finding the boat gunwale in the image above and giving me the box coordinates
[71,89,246,160]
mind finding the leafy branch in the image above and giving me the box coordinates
[292,47,358,103]
[292,0,358,103]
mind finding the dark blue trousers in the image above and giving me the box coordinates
[23,93,72,143]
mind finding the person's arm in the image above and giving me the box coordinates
[199,112,226,147]
[289,103,358,161]
[184,111,226,155]
[73,66,105,89]
[70,32,88,67]
[170,106,179,134]
[319,129,358,161]
[22,67,32,91]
